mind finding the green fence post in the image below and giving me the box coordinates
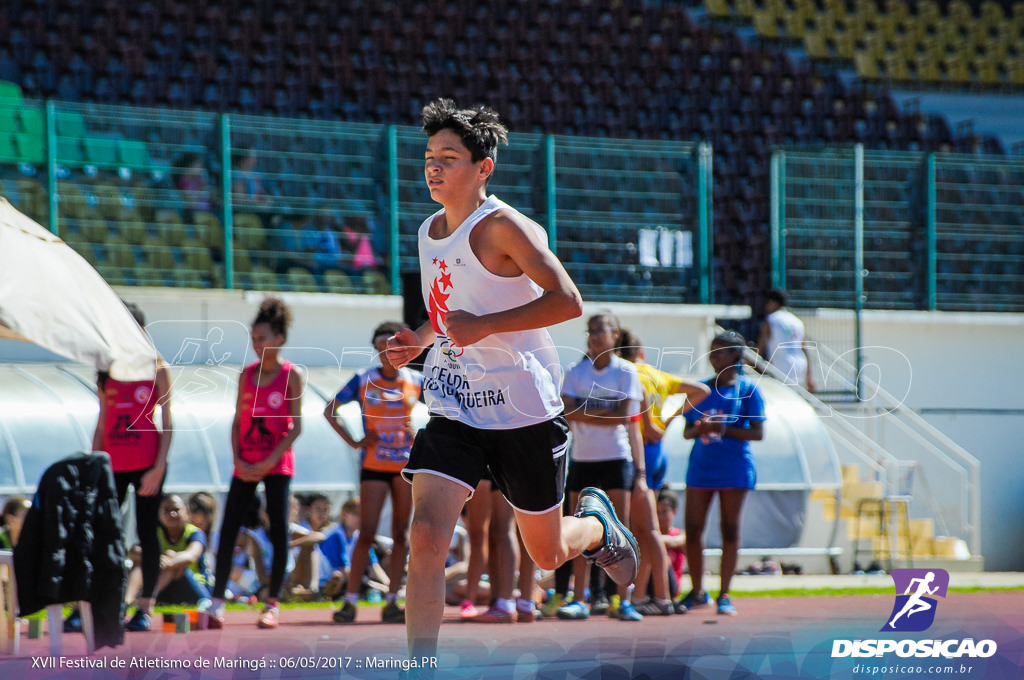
[545,134,557,252]
[697,143,713,304]
[770,150,785,289]
[45,100,58,236]
[925,153,936,310]
[854,144,865,400]
[220,114,234,290]
[387,125,400,295]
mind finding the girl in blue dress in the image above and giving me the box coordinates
[680,331,765,616]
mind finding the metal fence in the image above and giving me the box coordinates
[0,97,713,304]
[772,145,1024,313]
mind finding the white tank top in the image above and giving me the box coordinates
[766,308,808,384]
[418,195,563,430]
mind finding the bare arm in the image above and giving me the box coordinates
[323,397,371,449]
[628,418,647,490]
[662,379,712,429]
[92,383,106,452]
[757,319,771,359]
[140,364,173,496]
[561,395,633,426]
[444,212,583,347]
[386,323,436,370]
[660,532,686,551]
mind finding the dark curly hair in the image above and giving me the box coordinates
[253,296,292,339]
[371,320,409,344]
[421,98,509,163]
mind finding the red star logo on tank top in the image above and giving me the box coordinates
[428,259,453,335]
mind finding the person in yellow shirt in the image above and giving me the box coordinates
[616,330,709,615]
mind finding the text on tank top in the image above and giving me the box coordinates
[237,360,295,476]
[102,377,160,472]
[417,195,562,430]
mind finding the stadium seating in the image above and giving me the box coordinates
[0,0,1016,308]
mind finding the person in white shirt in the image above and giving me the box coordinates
[757,289,816,392]
[386,99,639,659]
[558,311,648,623]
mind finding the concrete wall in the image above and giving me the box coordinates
[2,289,1019,570]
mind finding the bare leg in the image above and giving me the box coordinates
[631,487,670,601]
[488,491,518,602]
[604,488,631,601]
[389,474,413,597]
[516,527,538,605]
[684,488,715,597]
[462,480,491,609]
[717,488,748,598]
[406,474,470,658]
[345,480,388,600]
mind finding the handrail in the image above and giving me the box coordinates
[808,340,981,555]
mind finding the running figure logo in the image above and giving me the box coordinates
[882,568,949,632]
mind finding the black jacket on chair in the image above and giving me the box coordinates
[14,451,127,649]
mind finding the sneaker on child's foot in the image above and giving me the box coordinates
[516,601,539,622]
[617,600,643,622]
[125,610,152,632]
[473,605,516,623]
[575,487,640,586]
[680,589,713,610]
[556,600,591,620]
[332,600,356,624]
[591,591,610,615]
[634,598,674,616]
[459,599,479,619]
[381,601,405,624]
[717,595,737,616]
[540,593,565,618]
[257,606,279,629]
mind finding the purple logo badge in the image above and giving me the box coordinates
[882,568,949,632]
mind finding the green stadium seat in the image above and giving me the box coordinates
[14,134,45,164]
[154,208,186,246]
[118,220,147,246]
[233,212,266,250]
[0,108,18,133]
[118,139,150,168]
[323,269,355,293]
[133,267,166,287]
[233,250,254,273]
[0,133,15,161]
[18,110,44,137]
[57,137,84,164]
[55,111,87,139]
[362,270,391,295]
[286,267,320,292]
[144,247,175,271]
[0,82,23,104]
[84,137,120,167]
[248,265,279,291]
[193,210,223,251]
[183,245,214,272]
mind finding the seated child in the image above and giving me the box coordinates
[153,494,213,606]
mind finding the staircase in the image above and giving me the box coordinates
[747,342,982,572]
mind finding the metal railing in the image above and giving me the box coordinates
[772,144,1024,314]
[0,98,713,303]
